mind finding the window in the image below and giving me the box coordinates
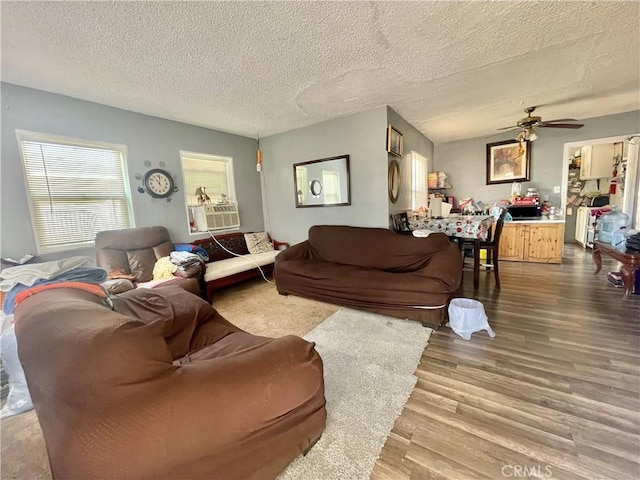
[16,130,134,254]
[180,151,239,233]
[411,151,429,211]
[296,166,308,205]
[322,170,341,204]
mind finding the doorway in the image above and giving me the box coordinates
[561,134,640,245]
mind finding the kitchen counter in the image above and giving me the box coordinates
[509,218,565,224]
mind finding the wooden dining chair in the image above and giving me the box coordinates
[462,208,508,289]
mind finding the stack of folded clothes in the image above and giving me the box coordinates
[169,251,203,270]
[174,243,210,261]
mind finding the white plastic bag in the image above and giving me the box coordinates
[447,298,495,340]
[1,323,34,418]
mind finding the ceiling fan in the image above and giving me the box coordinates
[498,106,584,141]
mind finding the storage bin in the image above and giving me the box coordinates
[447,298,495,340]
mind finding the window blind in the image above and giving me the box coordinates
[17,131,134,254]
[411,152,429,211]
[180,151,236,206]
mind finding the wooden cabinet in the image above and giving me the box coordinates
[499,222,526,261]
[499,222,564,264]
[527,224,565,263]
[580,144,615,180]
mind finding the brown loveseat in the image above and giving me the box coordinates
[14,286,326,480]
[275,225,463,328]
[95,226,202,296]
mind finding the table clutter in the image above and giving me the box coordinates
[409,215,494,240]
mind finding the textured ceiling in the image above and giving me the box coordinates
[1,1,639,144]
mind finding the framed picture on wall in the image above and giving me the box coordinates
[387,124,403,157]
[486,139,531,185]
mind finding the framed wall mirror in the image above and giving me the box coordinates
[294,155,351,208]
[388,159,401,204]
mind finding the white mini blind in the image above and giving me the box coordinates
[180,151,236,206]
[17,130,134,254]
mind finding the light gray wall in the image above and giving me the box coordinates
[260,107,389,245]
[387,106,434,215]
[434,110,640,211]
[1,83,263,261]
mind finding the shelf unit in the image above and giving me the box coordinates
[429,186,454,206]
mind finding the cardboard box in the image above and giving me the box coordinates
[428,172,439,189]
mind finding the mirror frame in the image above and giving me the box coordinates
[388,159,401,204]
[293,155,351,208]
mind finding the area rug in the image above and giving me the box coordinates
[279,307,433,480]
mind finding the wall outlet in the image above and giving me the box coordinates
[567,207,573,216]
[553,185,561,194]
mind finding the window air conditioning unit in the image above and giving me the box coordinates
[191,204,239,232]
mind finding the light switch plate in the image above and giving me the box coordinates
[553,185,561,194]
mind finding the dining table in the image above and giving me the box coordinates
[410,214,496,290]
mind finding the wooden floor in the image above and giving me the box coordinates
[372,245,640,480]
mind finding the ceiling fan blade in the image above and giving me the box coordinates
[497,125,519,130]
[538,118,577,124]
[538,123,584,129]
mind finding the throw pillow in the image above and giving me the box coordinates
[244,232,274,254]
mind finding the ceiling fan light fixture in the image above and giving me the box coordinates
[526,128,538,141]
[516,127,538,142]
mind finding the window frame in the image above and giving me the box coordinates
[179,150,239,235]
[16,129,135,254]
[411,151,429,211]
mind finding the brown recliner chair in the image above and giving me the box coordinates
[95,226,202,296]
[14,286,326,480]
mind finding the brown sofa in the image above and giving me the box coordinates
[95,226,202,296]
[14,286,326,480]
[275,225,463,328]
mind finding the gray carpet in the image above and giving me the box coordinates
[279,307,433,480]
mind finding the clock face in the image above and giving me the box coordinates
[144,169,174,198]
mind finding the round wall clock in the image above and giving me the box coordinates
[143,168,175,199]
